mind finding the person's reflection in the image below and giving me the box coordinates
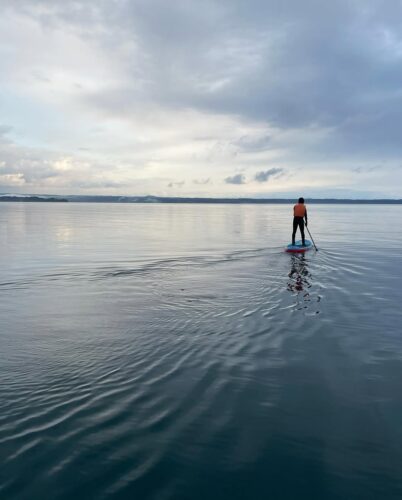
[287,253,311,296]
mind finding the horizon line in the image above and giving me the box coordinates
[1,193,402,204]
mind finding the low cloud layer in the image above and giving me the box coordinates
[0,1,401,197]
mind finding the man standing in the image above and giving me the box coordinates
[292,197,308,246]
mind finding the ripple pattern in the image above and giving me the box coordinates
[1,204,402,500]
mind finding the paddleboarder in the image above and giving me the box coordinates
[292,197,308,246]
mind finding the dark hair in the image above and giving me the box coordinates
[298,197,304,204]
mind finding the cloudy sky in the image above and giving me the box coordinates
[0,0,401,198]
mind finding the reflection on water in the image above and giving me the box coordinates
[287,254,311,293]
[1,203,402,500]
[287,254,321,313]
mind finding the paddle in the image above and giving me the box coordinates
[306,224,318,251]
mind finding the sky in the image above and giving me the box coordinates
[0,0,401,198]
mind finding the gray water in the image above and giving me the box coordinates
[1,203,402,500]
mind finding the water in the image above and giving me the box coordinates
[1,202,402,500]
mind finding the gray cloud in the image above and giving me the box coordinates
[2,1,402,196]
[234,135,272,153]
[22,167,60,183]
[352,165,381,174]
[0,125,13,145]
[193,178,211,185]
[8,1,402,157]
[168,181,185,188]
[224,174,246,185]
[0,125,12,135]
[254,168,284,183]
[0,136,125,192]
[0,156,60,184]
[106,2,399,160]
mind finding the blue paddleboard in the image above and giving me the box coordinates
[285,239,313,253]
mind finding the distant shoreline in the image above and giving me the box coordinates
[0,196,68,203]
[1,195,402,204]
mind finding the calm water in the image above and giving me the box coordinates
[1,203,402,500]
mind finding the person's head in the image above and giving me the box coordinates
[298,197,304,204]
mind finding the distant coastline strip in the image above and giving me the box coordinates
[1,194,402,204]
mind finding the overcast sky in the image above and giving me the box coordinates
[0,0,401,198]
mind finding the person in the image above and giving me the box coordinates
[292,197,308,246]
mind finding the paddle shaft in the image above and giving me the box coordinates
[306,225,318,251]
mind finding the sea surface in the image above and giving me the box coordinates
[1,202,402,500]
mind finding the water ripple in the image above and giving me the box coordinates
[1,207,402,499]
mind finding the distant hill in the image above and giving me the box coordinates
[65,195,402,204]
[1,194,401,204]
[0,195,68,202]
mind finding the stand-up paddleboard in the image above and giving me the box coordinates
[286,240,313,253]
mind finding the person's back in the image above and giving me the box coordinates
[292,197,308,246]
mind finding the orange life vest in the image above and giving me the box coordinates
[294,203,306,217]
